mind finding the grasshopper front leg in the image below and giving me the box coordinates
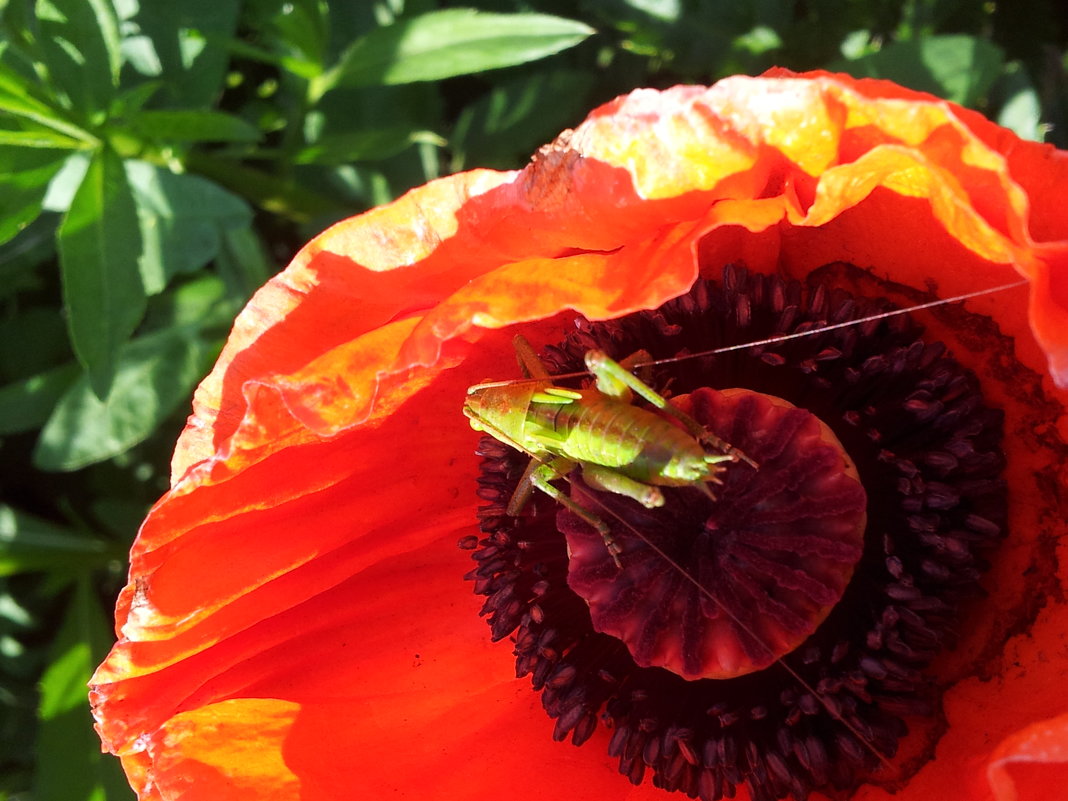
[516,457,624,567]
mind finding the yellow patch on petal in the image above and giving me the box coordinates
[149,699,300,801]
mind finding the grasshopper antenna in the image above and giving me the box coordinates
[487,278,1029,386]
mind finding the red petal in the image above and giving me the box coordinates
[988,714,1068,801]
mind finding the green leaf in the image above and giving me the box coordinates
[34,578,133,801]
[0,128,84,148]
[33,327,213,471]
[0,60,96,144]
[0,146,69,245]
[917,36,1004,107]
[450,69,594,170]
[131,109,261,143]
[121,1,242,106]
[109,80,164,119]
[35,0,123,114]
[57,146,146,398]
[0,506,112,576]
[841,35,1004,107]
[209,32,322,80]
[294,126,423,164]
[125,160,253,294]
[42,151,91,213]
[214,226,272,301]
[184,149,343,223]
[145,272,234,330]
[997,67,1044,142]
[0,363,79,435]
[269,0,330,69]
[733,25,782,56]
[316,9,595,96]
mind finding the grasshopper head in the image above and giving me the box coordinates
[463,383,491,433]
[463,381,532,445]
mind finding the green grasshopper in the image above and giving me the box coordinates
[463,335,755,566]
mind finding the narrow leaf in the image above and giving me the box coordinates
[320,10,594,94]
[34,578,133,801]
[0,61,95,144]
[294,127,422,164]
[132,109,261,143]
[57,147,145,398]
[35,0,123,113]
[211,34,322,80]
[34,328,213,471]
[0,129,84,148]
[0,505,112,576]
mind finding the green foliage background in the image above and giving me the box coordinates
[0,1,1065,798]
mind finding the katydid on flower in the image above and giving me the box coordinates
[463,335,756,566]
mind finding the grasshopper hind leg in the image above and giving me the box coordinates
[585,349,759,468]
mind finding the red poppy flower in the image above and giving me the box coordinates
[91,70,1068,801]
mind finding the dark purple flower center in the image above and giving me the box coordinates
[462,264,1007,801]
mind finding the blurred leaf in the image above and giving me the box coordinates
[34,326,213,471]
[619,0,681,23]
[125,160,252,294]
[450,69,594,170]
[295,126,423,164]
[146,272,234,330]
[118,0,241,107]
[0,364,79,435]
[841,34,1004,107]
[0,60,95,143]
[733,25,782,56]
[109,80,163,118]
[214,226,273,301]
[839,29,877,60]
[41,151,91,213]
[270,0,329,69]
[0,507,112,577]
[997,67,1044,141]
[213,33,322,80]
[316,9,595,96]
[130,109,261,143]
[0,146,69,245]
[57,146,146,398]
[35,0,122,115]
[185,149,341,222]
[33,578,133,801]
[0,128,84,148]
